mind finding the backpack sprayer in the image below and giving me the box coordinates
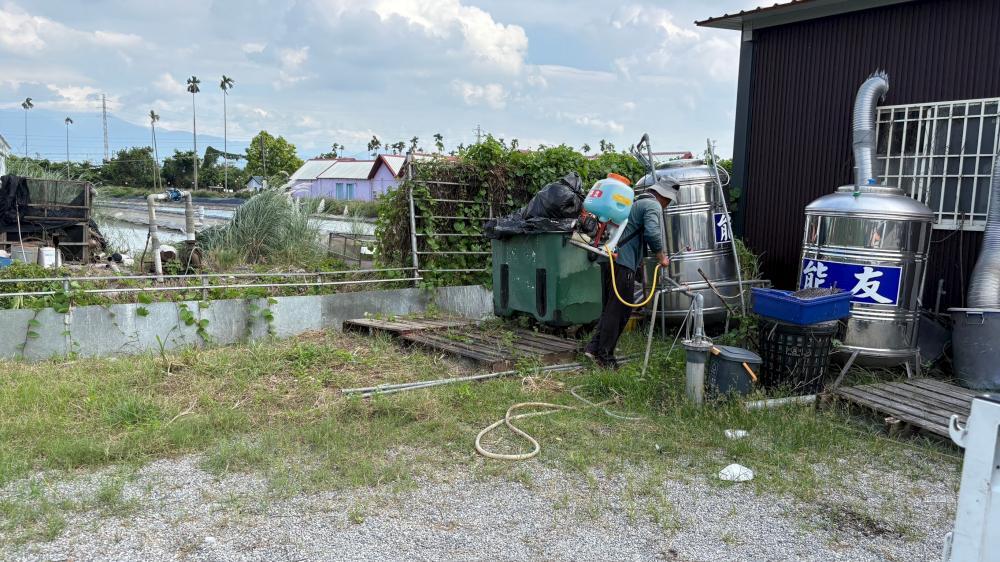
[568,134,679,308]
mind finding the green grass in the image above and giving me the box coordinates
[0,327,961,544]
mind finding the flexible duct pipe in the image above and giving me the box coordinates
[852,71,890,188]
[966,152,1000,308]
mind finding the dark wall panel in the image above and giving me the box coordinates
[743,0,1000,308]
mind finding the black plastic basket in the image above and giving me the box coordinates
[757,318,838,394]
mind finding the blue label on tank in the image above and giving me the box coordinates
[714,212,732,245]
[799,259,902,306]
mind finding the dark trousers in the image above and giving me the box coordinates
[587,262,635,362]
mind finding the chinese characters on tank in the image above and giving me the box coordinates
[799,259,902,305]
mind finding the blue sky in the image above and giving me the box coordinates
[0,0,766,161]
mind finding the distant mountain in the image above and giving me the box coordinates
[0,108,249,164]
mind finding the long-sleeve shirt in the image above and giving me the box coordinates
[613,196,664,272]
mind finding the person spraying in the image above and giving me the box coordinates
[584,176,678,368]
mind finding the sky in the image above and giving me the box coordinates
[0,0,768,162]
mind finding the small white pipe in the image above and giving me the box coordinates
[147,190,193,282]
[146,193,168,283]
[745,394,817,411]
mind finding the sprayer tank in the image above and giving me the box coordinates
[636,160,739,324]
[800,185,933,366]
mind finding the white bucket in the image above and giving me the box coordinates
[36,247,58,268]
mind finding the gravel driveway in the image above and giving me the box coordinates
[2,453,957,562]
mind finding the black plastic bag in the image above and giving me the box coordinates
[523,172,584,219]
[484,211,577,240]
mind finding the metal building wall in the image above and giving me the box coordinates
[741,0,1000,309]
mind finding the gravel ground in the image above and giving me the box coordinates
[1,452,957,562]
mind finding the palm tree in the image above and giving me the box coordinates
[367,135,381,157]
[409,136,419,153]
[433,133,444,153]
[20,98,33,156]
[186,76,201,189]
[149,110,161,190]
[219,75,235,191]
[581,143,591,154]
[64,117,73,178]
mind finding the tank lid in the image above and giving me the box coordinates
[805,185,935,219]
[712,345,762,364]
[636,161,715,188]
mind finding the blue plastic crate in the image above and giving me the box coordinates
[751,288,852,325]
[0,257,11,269]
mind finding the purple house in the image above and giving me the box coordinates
[289,155,405,201]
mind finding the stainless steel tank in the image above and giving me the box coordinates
[799,71,934,368]
[637,160,739,324]
[800,185,933,366]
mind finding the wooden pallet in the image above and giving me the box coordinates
[401,328,581,371]
[342,317,477,335]
[834,378,977,437]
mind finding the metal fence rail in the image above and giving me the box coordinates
[405,158,498,279]
[0,267,420,301]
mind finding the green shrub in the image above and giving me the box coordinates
[198,190,327,267]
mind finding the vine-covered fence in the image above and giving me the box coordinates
[375,138,646,287]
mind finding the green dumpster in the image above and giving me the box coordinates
[492,233,602,326]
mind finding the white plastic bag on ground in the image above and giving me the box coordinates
[724,429,749,440]
[719,463,754,482]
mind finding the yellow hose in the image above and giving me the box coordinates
[605,245,661,309]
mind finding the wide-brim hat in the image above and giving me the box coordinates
[647,177,680,204]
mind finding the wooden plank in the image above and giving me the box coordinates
[907,378,980,399]
[402,333,499,363]
[836,391,950,437]
[879,382,973,412]
[836,387,955,435]
[513,329,582,348]
[862,384,969,420]
[836,386,955,429]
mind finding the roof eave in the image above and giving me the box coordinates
[697,0,916,31]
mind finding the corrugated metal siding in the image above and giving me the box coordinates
[742,0,1000,308]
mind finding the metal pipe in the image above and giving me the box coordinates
[745,394,817,410]
[852,71,890,189]
[707,138,747,314]
[0,276,422,299]
[405,154,421,287]
[966,150,1000,308]
[146,193,168,282]
[0,267,417,285]
[347,363,585,397]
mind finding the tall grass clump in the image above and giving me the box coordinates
[198,190,326,268]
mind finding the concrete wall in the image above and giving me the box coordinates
[0,285,493,362]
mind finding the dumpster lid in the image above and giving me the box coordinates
[713,345,761,364]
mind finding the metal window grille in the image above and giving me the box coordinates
[876,98,1000,231]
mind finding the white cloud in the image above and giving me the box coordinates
[555,112,624,134]
[451,80,507,109]
[92,30,143,48]
[279,46,309,69]
[242,42,266,54]
[0,4,147,55]
[45,84,117,111]
[153,73,184,95]
[314,0,529,74]
[0,5,52,53]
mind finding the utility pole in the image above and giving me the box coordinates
[474,124,482,144]
[64,117,73,179]
[101,94,110,163]
[260,135,267,177]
